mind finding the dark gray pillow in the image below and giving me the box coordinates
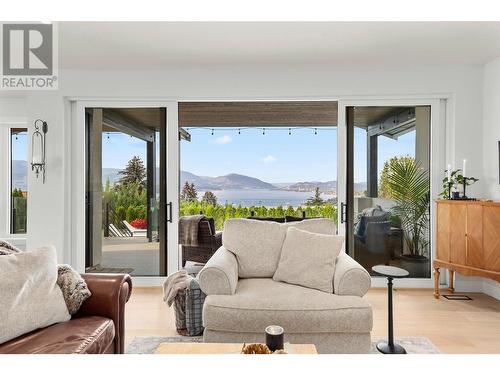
[57,264,92,314]
[0,240,21,255]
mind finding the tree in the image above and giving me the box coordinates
[306,187,325,206]
[180,182,198,202]
[386,157,430,257]
[379,156,415,199]
[201,191,217,205]
[119,156,146,189]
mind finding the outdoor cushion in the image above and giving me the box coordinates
[222,219,285,278]
[203,278,372,334]
[273,227,343,293]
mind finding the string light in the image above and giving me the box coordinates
[183,126,337,136]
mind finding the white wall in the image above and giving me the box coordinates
[481,57,500,299]
[0,62,491,291]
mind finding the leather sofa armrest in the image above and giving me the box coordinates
[333,253,371,297]
[198,246,238,295]
[77,273,132,354]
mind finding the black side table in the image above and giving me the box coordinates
[372,265,409,354]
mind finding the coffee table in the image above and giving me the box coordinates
[154,342,317,354]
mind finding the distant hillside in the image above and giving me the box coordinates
[14,163,365,193]
[12,160,28,190]
[181,172,276,190]
[281,180,337,192]
[279,180,366,192]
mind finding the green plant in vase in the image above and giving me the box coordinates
[439,169,479,199]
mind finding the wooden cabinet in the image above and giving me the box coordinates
[434,200,500,298]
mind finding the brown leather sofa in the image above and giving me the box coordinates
[0,273,132,354]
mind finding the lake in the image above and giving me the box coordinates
[197,189,336,207]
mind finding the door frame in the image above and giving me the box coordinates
[337,97,449,288]
[70,100,179,282]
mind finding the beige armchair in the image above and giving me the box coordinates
[198,218,373,354]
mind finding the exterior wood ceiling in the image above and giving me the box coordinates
[179,101,338,127]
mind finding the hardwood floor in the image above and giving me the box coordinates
[125,287,500,353]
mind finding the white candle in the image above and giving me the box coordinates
[32,154,42,165]
[447,164,451,182]
[462,159,467,177]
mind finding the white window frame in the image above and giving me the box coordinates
[0,118,28,243]
[69,100,179,285]
[337,97,450,288]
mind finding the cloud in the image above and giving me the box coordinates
[212,135,232,145]
[261,155,277,163]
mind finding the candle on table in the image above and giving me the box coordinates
[265,325,284,352]
[447,164,451,182]
[463,159,467,177]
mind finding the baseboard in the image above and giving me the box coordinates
[482,279,500,300]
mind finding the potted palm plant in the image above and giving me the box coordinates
[385,157,430,277]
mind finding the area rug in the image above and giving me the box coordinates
[126,336,440,354]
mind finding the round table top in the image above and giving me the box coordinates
[372,265,409,278]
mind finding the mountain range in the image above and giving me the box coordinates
[13,161,366,192]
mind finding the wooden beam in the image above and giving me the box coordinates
[103,109,156,142]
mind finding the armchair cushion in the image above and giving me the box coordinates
[333,252,371,297]
[283,218,336,235]
[203,278,372,334]
[273,227,343,293]
[198,247,238,295]
[223,219,285,278]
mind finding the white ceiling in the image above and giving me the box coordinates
[58,22,500,69]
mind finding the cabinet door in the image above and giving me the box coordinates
[449,204,467,266]
[483,206,500,272]
[466,205,483,268]
[436,203,451,262]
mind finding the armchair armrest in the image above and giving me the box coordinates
[198,246,238,295]
[334,253,371,297]
[77,273,132,354]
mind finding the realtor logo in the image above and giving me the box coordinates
[1,23,58,90]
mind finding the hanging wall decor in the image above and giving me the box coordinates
[31,119,48,183]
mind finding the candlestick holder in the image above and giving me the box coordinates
[462,177,468,199]
[447,182,452,199]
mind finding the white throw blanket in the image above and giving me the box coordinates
[162,270,194,306]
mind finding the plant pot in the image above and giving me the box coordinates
[399,254,430,278]
[452,191,460,199]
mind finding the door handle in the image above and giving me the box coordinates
[340,202,347,224]
[166,202,173,223]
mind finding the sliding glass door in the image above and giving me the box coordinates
[343,105,431,278]
[85,107,168,276]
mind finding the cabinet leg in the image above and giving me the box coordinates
[433,267,440,299]
[448,269,455,293]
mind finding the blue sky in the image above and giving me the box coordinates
[181,127,415,183]
[11,131,28,161]
[12,127,416,183]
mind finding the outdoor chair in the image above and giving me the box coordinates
[180,216,222,266]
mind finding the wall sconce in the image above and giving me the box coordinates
[31,119,48,183]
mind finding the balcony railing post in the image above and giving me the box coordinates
[104,202,109,237]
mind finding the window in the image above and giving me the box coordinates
[10,128,28,234]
